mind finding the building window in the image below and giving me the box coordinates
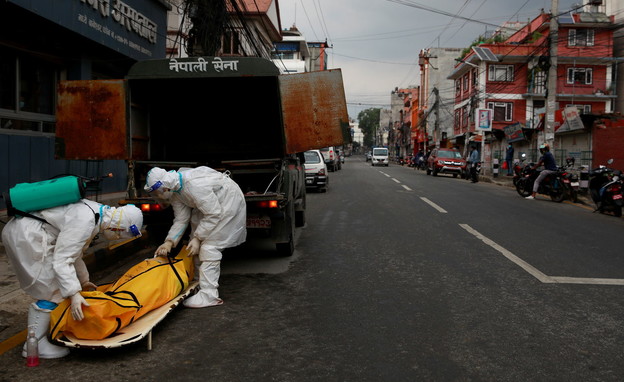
[0,47,57,134]
[488,65,514,82]
[463,74,469,91]
[568,29,595,46]
[566,104,592,114]
[455,79,461,96]
[488,65,513,82]
[567,67,593,85]
[472,69,478,87]
[462,105,470,127]
[487,102,513,122]
[221,29,241,55]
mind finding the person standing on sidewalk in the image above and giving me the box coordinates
[468,145,480,183]
[1,202,143,358]
[505,143,514,176]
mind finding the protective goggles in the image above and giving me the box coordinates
[107,224,142,238]
[145,180,163,193]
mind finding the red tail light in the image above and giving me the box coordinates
[140,203,162,212]
[256,200,279,208]
[611,184,622,192]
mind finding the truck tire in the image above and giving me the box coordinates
[276,202,295,257]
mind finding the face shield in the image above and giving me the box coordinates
[144,168,178,200]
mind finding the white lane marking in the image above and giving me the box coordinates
[380,171,391,177]
[420,197,447,214]
[391,178,401,183]
[402,185,412,191]
[459,224,624,286]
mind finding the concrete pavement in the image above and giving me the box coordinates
[0,173,593,358]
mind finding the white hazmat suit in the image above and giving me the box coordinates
[1,201,143,358]
[144,166,246,308]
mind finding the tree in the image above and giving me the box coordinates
[358,108,381,148]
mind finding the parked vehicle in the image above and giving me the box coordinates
[366,151,372,162]
[559,157,580,203]
[512,153,528,187]
[515,166,565,202]
[371,147,389,167]
[321,147,340,171]
[54,57,348,256]
[588,159,623,217]
[426,148,466,177]
[304,150,328,192]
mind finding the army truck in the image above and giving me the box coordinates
[54,56,349,256]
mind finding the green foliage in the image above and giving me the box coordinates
[457,33,507,61]
[358,108,380,147]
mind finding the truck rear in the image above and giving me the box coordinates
[54,57,349,256]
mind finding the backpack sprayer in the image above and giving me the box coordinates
[1,173,112,224]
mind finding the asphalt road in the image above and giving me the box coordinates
[2,155,624,381]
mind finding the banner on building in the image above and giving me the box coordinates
[556,107,585,132]
[504,122,526,143]
[475,108,493,131]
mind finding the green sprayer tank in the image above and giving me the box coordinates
[5,176,86,215]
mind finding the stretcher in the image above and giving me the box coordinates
[50,247,198,350]
[51,280,198,350]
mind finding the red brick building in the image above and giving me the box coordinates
[448,8,615,170]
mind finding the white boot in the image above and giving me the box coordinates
[184,261,223,308]
[22,303,70,359]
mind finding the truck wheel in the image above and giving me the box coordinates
[295,210,306,227]
[276,234,294,257]
[276,202,295,257]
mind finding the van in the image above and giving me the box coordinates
[371,147,389,167]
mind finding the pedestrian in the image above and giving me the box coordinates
[1,202,144,358]
[144,166,247,308]
[505,143,514,176]
[468,145,480,183]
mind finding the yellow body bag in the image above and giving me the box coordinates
[50,250,194,341]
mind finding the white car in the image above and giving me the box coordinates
[304,150,328,192]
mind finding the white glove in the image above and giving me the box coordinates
[81,281,97,291]
[70,293,90,321]
[187,237,201,256]
[155,240,174,257]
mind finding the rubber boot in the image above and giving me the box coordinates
[22,303,70,359]
[184,261,223,308]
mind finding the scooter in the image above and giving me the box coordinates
[516,166,565,202]
[588,159,623,217]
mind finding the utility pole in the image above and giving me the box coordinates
[545,0,559,149]
[433,87,440,149]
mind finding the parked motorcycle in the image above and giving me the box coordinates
[516,165,565,202]
[559,157,580,203]
[588,159,623,217]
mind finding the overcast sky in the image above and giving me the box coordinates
[277,0,583,118]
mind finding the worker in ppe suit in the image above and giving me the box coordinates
[144,166,246,308]
[1,202,143,359]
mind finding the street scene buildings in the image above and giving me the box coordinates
[384,0,624,174]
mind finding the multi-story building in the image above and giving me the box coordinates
[418,47,463,153]
[272,26,310,74]
[0,0,169,209]
[448,7,615,170]
[388,87,418,159]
